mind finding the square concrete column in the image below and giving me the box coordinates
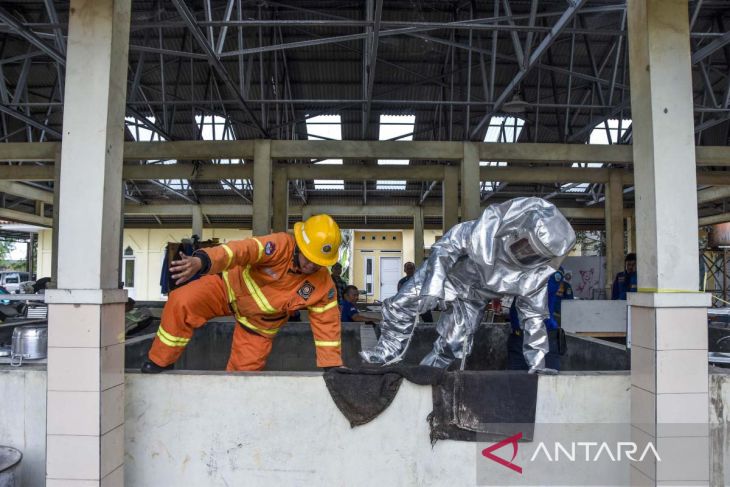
[442,165,459,233]
[272,165,288,232]
[253,140,273,236]
[192,205,204,238]
[413,206,425,265]
[461,142,481,222]
[44,1,131,486]
[627,0,710,485]
[605,169,625,290]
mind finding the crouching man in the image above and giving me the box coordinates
[143,214,343,372]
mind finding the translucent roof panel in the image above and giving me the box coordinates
[377,114,414,190]
[125,116,188,191]
[307,115,343,190]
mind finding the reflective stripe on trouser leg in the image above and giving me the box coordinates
[420,298,485,368]
[521,317,548,371]
[148,274,231,367]
[226,323,274,371]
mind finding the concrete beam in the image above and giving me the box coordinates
[0,141,729,166]
[478,143,633,164]
[271,140,463,160]
[698,213,730,226]
[0,181,53,204]
[123,140,255,160]
[285,164,445,181]
[122,163,252,180]
[0,208,52,226]
[482,166,614,184]
[698,186,730,204]
[0,142,58,162]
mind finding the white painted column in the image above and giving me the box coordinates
[414,206,424,266]
[44,1,130,486]
[253,139,273,236]
[461,142,481,222]
[627,1,710,485]
[442,165,459,233]
[605,169,625,290]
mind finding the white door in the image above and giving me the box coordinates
[379,256,401,300]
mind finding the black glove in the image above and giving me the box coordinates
[141,360,174,374]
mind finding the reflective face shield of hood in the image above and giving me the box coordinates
[504,231,553,268]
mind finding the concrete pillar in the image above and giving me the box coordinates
[50,147,61,288]
[192,205,203,238]
[414,206,424,266]
[626,214,637,253]
[253,139,272,236]
[605,169,625,290]
[627,1,710,485]
[442,165,459,233]
[272,165,288,232]
[461,142,480,221]
[44,1,130,486]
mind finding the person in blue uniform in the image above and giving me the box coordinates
[612,253,637,300]
[507,268,570,370]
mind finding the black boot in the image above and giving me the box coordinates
[141,360,174,374]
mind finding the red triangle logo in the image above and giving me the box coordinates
[481,432,523,474]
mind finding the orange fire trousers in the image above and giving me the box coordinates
[148,274,274,371]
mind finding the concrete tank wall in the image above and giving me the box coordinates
[3,368,729,486]
[125,321,629,372]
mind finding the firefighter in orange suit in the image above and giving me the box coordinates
[141,214,343,373]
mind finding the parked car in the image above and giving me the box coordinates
[0,272,32,293]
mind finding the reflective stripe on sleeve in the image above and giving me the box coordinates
[156,326,190,347]
[307,300,338,314]
[221,244,234,270]
[252,238,264,262]
[241,265,278,314]
[314,340,341,347]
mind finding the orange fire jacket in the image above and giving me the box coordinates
[202,232,342,367]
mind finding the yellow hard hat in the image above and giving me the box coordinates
[294,214,342,266]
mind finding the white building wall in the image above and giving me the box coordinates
[35,228,252,300]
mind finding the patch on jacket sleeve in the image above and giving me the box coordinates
[264,241,276,255]
[328,287,335,300]
[298,280,315,300]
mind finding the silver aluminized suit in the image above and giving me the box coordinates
[360,197,576,372]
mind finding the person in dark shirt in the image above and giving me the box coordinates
[612,253,637,300]
[331,262,347,304]
[341,285,379,339]
[397,261,416,291]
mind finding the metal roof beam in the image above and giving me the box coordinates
[470,0,589,139]
[0,6,65,66]
[170,0,269,137]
